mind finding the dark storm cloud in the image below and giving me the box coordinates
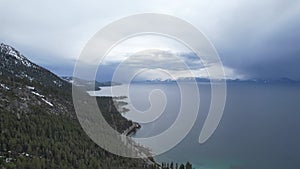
[204,0,300,80]
[216,12,300,80]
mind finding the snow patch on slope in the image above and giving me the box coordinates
[28,86,54,107]
[0,83,10,90]
[26,86,35,90]
[31,91,45,98]
[41,98,54,107]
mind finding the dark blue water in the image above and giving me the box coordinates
[126,83,300,169]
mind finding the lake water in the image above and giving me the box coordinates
[90,83,300,169]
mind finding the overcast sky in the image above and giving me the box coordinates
[1,0,300,80]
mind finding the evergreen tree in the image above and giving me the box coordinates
[185,162,192,169]
[170,162,174,169]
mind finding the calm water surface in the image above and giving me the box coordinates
[93,83,300,169]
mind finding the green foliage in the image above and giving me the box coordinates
[179,164,185,169]
[0,109,156,169]
[96,97,133,132]
[185,162,192,169]
[161,162,192,169]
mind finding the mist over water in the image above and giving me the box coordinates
[94,83,300,169]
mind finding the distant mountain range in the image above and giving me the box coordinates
[226,77,300,84]
[61,76,122,90]
[131,77,300,84]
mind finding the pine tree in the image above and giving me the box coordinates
[185,162,192,169]
[170,162,174,169]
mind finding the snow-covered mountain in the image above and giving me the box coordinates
[132,77,299,84]
[0,43,74,116]
[0,43,67,88]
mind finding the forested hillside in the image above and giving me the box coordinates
[0,43,158,169]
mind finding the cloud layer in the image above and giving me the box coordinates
[1,0,300,80]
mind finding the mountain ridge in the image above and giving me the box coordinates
[130,77,300,84]
[0,43,159,169]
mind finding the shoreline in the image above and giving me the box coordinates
[88,85,161,168]
[122,122,160,168]
[122,122,141,136]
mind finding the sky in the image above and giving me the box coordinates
[1,0,300,80]
[95,35,241,82]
